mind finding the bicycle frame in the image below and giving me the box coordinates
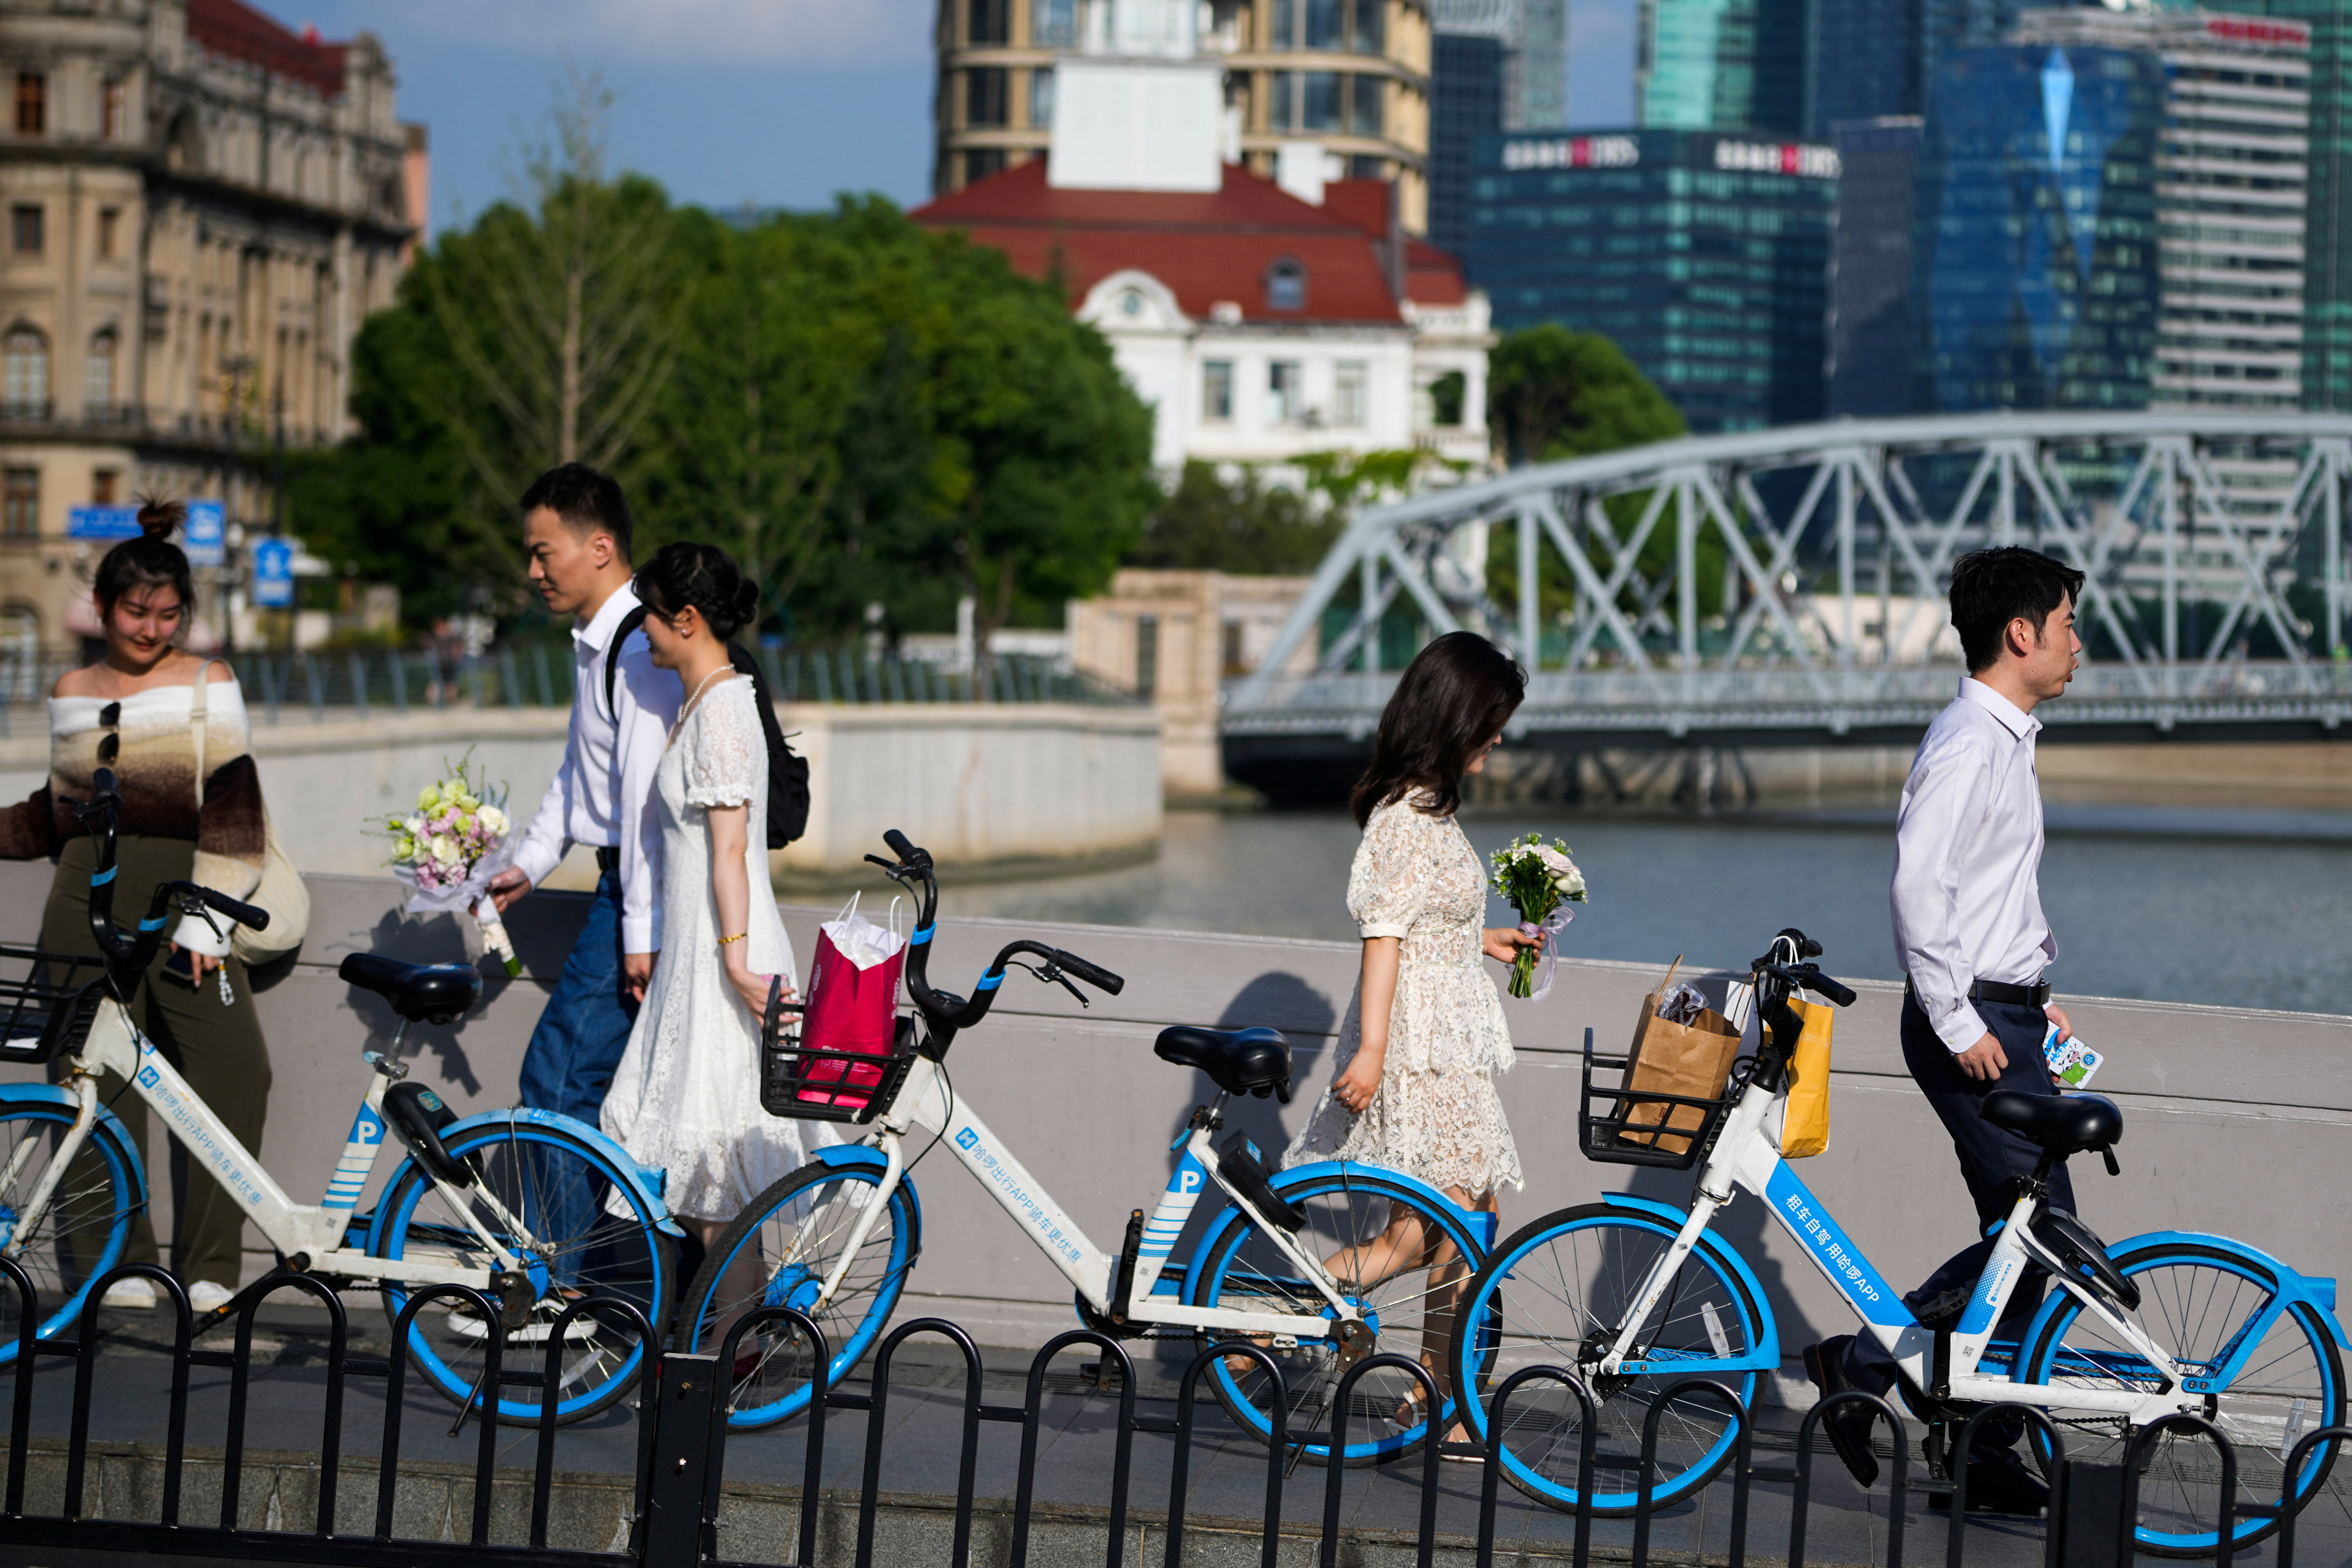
[1,994,527,1291]
[1594,1067,2197,1428]
[800,1054,1362,1341]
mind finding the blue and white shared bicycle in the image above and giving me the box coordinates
[1447,929,2346,1555]
[0,769,680,1425]
[673,830,1492,1464]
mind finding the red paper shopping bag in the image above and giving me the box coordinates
[795,903,906,1111]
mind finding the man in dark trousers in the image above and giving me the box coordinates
[1803,547,2083,1514]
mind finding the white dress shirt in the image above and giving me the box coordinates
[1890,677,2057,1054]
[509,585,682,954]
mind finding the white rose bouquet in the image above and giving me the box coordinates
[373,750,520,976]
[1488,832,1589,1000]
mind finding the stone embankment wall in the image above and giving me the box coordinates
[0,701,1162,886]
[1,866,2340,1373]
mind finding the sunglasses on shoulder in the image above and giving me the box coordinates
[96,701,119,765]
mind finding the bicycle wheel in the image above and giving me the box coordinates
[675,1159,919,1428]
[0,1100,139,1358]
[1447,1204,1765,1515]
[2018,1239,2346,1556]
[1187,1163,1488,1465]
[374,1117,673,1425]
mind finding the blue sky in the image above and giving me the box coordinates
[294,0,1637,233]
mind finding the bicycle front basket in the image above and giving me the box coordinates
[1576,1026,1743,1172]
[760,1006,920,1126]
[0,947,112,1066]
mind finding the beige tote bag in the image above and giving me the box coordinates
[191,663,308,973]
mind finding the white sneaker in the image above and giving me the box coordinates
[99,1276,157,1310]
[188,1281,236,1312]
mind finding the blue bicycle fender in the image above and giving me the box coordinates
[810,1142,923,1246]
[1599,1192,1783,1367]
[1189,1159,1493,1278]
[0,1082,147,1201]
[2011,1228,2352,1377]
[368,1108,686,1244]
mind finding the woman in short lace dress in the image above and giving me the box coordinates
[1284,631,1535,1444]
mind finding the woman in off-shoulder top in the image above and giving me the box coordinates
[1283,631,1536,1444]
[0,503,273,1314]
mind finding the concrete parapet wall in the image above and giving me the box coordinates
[0,864,2340,1363]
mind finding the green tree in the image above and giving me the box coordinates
[1129,462,1333,573]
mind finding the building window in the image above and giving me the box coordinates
[1266,258,1307,311]
[83,330,114,414]
[1267,361,1302,422]
[1349,154,1384,179]
[10,205,40,257]
[1302,71,1342,130]
[13,74,43,137]
[1271,72,1293,130]
[1203,360,1233,420]
[1334,361,1368,426]
[1273,0,1379,51]
[3,327,47,415]
[967,67,1009,127]
[1349,75,1383,136]
[96,207,119,260]
[963,148,1006,185]
[1305,0,1343,48]
[1032,0,1077,46]
[1351,0,1384,54]
[91,468,118,505]
[100,78,124,141]
[1428,369,1466,426]
[1135,614,1158,698]
[1,470,34,539]
[1030,67,1055,128]
[969,0,1009,44]
[1222,620,1247,675]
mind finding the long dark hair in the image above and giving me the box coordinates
[94,498,194,618]
[636,542,758,643]
[1349,631,1526,826]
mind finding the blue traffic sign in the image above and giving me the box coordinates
[251,536,294,607]
[66,505,141,541]
[183,500,225,568]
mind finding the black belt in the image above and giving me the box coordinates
[1908,976,2050,1007]
[594,846,620,875]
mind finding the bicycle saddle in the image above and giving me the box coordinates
[1980,1089,2122,1156]
[1154,1025,1293,1102]
[339,953,483,1026]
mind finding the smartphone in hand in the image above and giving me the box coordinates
[161,947,196,988]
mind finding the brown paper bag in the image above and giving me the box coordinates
[1620,961,1742,1155]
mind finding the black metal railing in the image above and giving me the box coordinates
[0,648,1136,734]
[0,1260,2339,1568]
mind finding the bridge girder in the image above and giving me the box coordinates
[1227,412,2352,747]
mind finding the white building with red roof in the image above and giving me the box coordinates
[913,158,1493,472]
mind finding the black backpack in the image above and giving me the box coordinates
[603,607,810,850]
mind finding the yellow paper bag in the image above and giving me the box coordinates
[1780,996,1834,1159]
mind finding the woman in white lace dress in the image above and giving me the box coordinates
[1283,631,1534,1445]
[601,545,825,1292]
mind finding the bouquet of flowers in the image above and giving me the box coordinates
[1488,833,1588,1000]
[374,751,520,976]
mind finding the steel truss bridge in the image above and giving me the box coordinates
[1223,411,2352,796]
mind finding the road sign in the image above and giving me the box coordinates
[66,506,141,541]
[183,500,225,568]
[251,536,294,607]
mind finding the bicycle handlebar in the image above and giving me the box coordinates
[1745,929,1855,1091]
[73,767,269,984]
[866,830,1124,1040]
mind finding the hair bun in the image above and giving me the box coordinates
[730,580,759,626]
[135,497,185,541]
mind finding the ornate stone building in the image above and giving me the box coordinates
[0,0,415,656]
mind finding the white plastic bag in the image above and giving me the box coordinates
[820,893,907,972]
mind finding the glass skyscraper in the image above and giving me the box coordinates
[1826,117,1924,414]
[1470,128,1838,429]
[1432,32,1507,257]
[1911,44,2165,411]
[1637,0,1809,135]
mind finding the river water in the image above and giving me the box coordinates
[944,804,2352,1017]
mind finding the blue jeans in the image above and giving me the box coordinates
[517,870,639,1279]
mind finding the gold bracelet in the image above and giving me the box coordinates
[717,932,748,946]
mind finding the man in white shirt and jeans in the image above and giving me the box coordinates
[1803,547,2083,1515]
[486,465,681,1176]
